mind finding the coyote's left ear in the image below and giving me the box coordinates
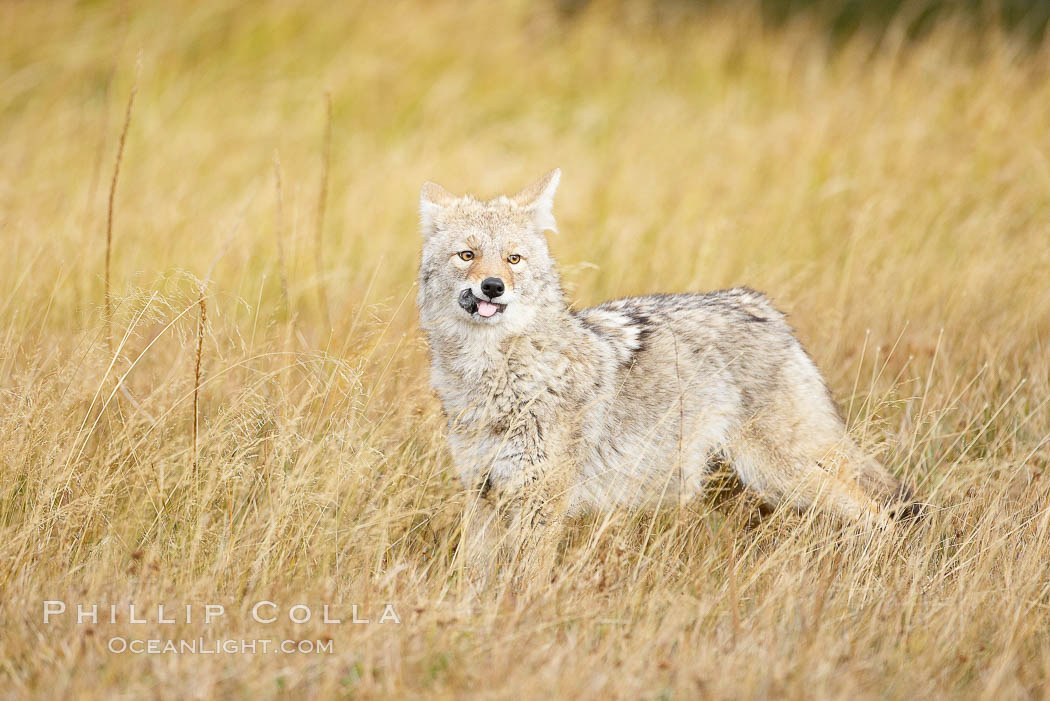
[512,168,560,233]
[420,180,458,238]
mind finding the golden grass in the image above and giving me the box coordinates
[2,1,1050,698]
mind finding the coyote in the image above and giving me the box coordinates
[417,169,919,577]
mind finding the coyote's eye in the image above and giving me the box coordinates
[507,254,521,265]
[457,250,475,261]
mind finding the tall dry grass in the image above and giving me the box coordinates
[1,1,1049,698]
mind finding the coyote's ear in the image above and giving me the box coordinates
[512,168,561,233]
[420,181,457,238]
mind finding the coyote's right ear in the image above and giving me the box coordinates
[420,181,457,238]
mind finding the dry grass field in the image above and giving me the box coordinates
[3,1,1050,698]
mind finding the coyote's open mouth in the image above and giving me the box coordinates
[459,289,507,319]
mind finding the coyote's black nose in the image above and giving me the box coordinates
[480,277,505,299]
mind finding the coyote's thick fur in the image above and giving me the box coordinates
[417,170,919,578]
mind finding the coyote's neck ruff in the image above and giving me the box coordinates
[417,170,919,563]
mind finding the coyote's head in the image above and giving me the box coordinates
[417,169,563,335]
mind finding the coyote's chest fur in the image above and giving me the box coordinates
[431,325,585,488]
[440,335,567,432]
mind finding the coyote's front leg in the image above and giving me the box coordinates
[501,466,570,588]
[453,400,578,590]
[457,492,503,593]
[458,453,572,591]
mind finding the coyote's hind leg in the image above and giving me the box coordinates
[729,435,892,527]
[850,453,925,521]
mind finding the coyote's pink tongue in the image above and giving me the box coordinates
[476,300,499,318]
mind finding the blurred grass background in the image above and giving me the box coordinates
[2,0,1050,698]
[558,0,1050,44]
